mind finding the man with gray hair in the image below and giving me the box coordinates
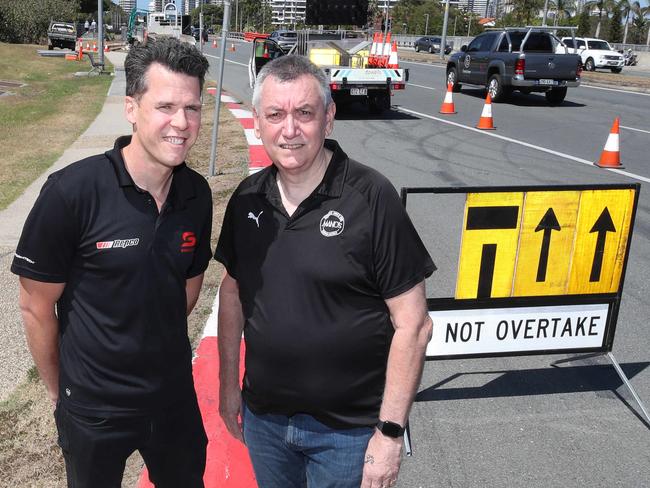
[216,55,435,488]
[12,37,212,487]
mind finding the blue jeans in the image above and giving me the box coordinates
[242,402,374,488]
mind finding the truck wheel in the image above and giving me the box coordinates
[447,67,461,92]
[368,92,390,114]
[415,45,420,52]
[545,87,567,105]
[584,58,595,71]
[487,74,507,102]
[428,45,433,54]
[48,41,53,50]
[611,67,622,73]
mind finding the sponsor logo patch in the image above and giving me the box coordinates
[96,238,140,250]
[181,231,197,253]
[320,210,345,237]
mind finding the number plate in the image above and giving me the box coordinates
[538,79,557,86]
[350,87,368,96]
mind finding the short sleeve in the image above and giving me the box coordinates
[186,186,213,279]
[11,175,78,283]
[214,194,238,279]
[371,181,436,299]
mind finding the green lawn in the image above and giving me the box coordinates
[0,43,112,210]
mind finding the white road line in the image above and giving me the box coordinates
[204,53,248,67]
[580,84,650,97]
[621,125,650,135]
[398,106,650,184]
[409,83,436,91]
[401,60,446,69]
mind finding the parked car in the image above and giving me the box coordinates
[557,37,624,73]
[414,36,452,54]
[192,27,208,42]
[268,30,297,52]
[47,21,83,50]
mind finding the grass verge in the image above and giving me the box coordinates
[0,84,250,487]
[0,43,113,210]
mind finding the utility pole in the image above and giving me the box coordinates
[424,13,429,36]
[542,0,550,26]
[208,0,233,177]
[200,0,204,53]
[440,0,450,60]
[98,0,104,68]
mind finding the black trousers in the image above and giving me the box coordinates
[54,397,207,488]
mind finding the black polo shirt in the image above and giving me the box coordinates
[11,136,213,417]
[215,139,435,429]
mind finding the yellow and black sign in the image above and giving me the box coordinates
[455,187,637,299]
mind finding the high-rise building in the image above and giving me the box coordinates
[184,0,196,14]
[119,0,137,13]
[270,0,306,26]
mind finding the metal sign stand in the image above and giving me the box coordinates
[607,352,650,424]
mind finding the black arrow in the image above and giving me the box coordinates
[535,208,561,282]
[589,207,616,282]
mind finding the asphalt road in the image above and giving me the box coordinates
[205,40,650,488]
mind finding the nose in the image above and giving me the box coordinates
[281,113,299,139]
[170,108,188,131]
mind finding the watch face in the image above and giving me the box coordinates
[378,420,404,438]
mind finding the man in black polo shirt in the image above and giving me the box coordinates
[12,38,211,487]
[216,55,435,488]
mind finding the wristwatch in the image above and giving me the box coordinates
[376,420,405,438]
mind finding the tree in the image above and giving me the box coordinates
[0,0,79,43]
[507,0,545,25]
[619,0,641,43]
[584,0,617,37]
[549,0,575,25]
[629,6,649,44]
[190,4,223,29]
[608,5,623,42]
[577,7,593,36]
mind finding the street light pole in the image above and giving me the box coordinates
[440,0,450,60]
[199,0,204,53]
[542,0,550,26]
[424,13,429,36]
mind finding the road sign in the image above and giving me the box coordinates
[456,187,636,299]
[401,183,639,359]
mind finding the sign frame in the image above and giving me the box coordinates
[401,183,640,360]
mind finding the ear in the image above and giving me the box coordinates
[124,96,138,125]
[324,101,336,137]
[252,108,261,139]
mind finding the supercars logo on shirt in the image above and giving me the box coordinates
[181,232,197,253]
[96,238,140,249]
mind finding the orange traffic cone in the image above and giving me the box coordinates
[212,38,217,48]
[387,41,399,68]
[85,41,90,50]
[263,44,270,59]
[369,32,379,67]
[228,43,236,52]
[93,42,97,52]
[596,117,623,168]
[439,83,457,114]
[381,32,392,68]
[476,93,495,130]
[104,43,109,52]
[77,38,83,60]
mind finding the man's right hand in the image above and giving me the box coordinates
[219,385,244,442]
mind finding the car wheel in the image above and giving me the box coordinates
[585,58,595,71]
[487,74,506,102]
[545,87,567,105]
[415,44,420,52]
[447,67,461,92]
[611,67,622,73]
[428,45,433,54]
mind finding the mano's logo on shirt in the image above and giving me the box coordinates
[320,210,345,237]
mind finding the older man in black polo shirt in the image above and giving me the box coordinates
[12,38,212,487]
[216,55,435,488]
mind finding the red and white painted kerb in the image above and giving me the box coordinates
[137,89,260,488]
[206,88,273,174]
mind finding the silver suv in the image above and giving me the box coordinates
[268,30,297,52]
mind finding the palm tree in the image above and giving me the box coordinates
[619,0,640,44]
[549,0,576,25]
[584,0,617,37]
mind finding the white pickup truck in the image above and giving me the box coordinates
[557,37,625,73]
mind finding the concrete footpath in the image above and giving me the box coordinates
[0,51,131,401]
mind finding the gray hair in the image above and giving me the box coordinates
[125,37,209,98]
[252,55,332,111]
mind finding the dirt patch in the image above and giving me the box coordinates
[0,87,250,488]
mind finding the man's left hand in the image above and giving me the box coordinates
[360,430,402,487]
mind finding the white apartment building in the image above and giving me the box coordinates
[119,0,137,13]
[270,0,306,26]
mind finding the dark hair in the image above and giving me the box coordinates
[252,55,332,110]
[125,37,209,98]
